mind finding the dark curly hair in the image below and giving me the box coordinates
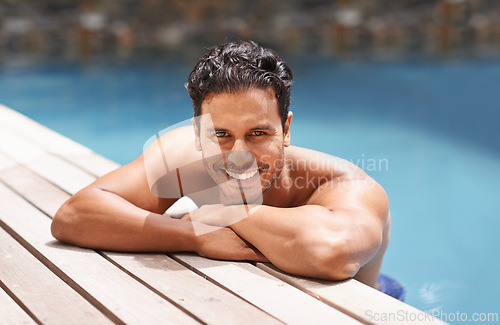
[186,41,293,129]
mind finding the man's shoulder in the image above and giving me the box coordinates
[151,125,201,166]
[286,146,386,212]
[285,145,361,177]
[142,126,212,200]
[158,125,197,148]
[142,125,204,178]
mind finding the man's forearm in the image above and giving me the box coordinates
[228,204,361,280]
[51,188,197,252]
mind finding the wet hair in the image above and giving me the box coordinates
[186,41,293,129]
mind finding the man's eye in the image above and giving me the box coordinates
[215,132,228,138]
[251,131,266,136]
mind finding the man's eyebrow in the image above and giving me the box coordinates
[211,127,229,132]
[208,125,277,132]
[250,125,276,131]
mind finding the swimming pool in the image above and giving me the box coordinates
[1,56,499,324]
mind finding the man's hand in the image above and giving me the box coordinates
[183,204,251,227]
[181,204,268,262]
[193,225,269,262]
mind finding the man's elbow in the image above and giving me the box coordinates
[312,238,361,281]
[318,255,360,281]
[51,200,80,244]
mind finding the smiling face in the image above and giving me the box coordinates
[193,87,292,205]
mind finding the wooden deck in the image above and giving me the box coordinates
[0,104,446,324]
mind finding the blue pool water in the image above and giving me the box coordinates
[1,57,499,324]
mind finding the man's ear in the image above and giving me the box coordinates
[191,117,202,151]
[283,111,293,147]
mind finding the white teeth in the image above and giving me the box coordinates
[226,169,258,180]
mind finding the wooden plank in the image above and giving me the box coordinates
[0,128,95,195]
[62,152,120,178]
[24,153,96,195]
[0,129,46,165]
[107,252,282,325]
[0,127,95,195]
[0,104,119,177]
[172,253,361,325]
[257,263,447,325]
[0,154,68,217]
[0,104,92,156]
[0,182,198,325]
[0,150,17,173]
[0,287,37,325]
[0,227,113,324]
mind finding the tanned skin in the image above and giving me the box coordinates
[52,87,390,287]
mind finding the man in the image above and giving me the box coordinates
[52,41,397,297]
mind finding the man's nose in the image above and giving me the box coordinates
[227,139,254,168]
[227,150,254,167]
[231,138,248,152]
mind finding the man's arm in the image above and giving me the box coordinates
[189,176,389,280]
[51,157,194,252]
[234,177,388,280]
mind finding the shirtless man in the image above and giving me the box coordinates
[51,41,391,290]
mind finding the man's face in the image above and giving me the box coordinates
[194,87,291,205]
